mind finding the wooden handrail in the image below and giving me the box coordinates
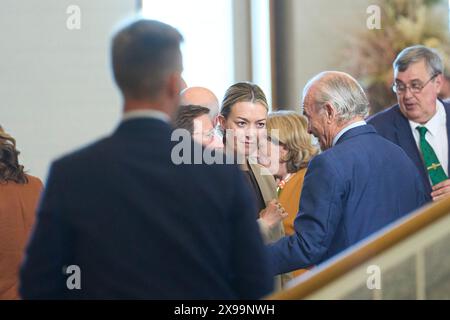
[266,196,450,300]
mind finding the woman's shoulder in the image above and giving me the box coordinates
[25,174,44,189]
[296,167,307,181]
[0,175,43,199]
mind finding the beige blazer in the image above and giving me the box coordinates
[245,158,293,291]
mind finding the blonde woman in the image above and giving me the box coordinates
[218,82,291,290]
[260,111,318,276]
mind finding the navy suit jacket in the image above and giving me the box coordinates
[20,118,273,299]
[367,100,450,202]
[268,125,426,274]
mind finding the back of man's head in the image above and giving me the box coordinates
[303,71,369,123]
[112,19,183,101]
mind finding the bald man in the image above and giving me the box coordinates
[180,87,220,124]
[180,87,223,148]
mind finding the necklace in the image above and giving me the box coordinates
[277,172,296,196]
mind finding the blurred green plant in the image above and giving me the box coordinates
[341,0,450,114]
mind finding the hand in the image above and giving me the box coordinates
[259,199,288,229]
[431,179,450,201]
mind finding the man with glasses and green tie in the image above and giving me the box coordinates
[369,45,450,202]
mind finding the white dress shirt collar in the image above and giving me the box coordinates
[408,100,445,137]
[408,99,448,177]
[332,120,367,147]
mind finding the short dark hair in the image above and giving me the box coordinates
[174,105,210,134]
[0,126,28,184]
[112,19,183,100]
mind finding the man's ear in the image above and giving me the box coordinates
[434,73,444,94]
[218,114,226,130]
[323,103,336,123]
[166,72,182,100]
[213,115,220,127]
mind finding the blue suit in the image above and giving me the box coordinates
[268,125,426,274]
[368,100,450,202]
[20,118,273,299]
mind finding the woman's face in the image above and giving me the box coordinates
[258,138,288,178]
[220,101,268,157]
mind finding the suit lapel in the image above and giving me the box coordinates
[248,160,277,203]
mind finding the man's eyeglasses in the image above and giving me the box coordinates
[392,73,440,94]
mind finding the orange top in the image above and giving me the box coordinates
[279,168,306,236]
[278,168,310,277]
[0,175,43,300]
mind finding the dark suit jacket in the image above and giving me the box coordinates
[268,125,426,274]
[367,100,450,201]
[19,118,273,299]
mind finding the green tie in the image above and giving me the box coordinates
[416,126,448,186]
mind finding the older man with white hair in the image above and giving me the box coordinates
[268,71,427,274]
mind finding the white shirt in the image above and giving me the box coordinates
[122,109,170,123]
[409,100,448,176]
[332,120,367,147]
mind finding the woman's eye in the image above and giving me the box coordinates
[237,122,246,127]
[257,122,266,128]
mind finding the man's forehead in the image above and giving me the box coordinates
[395,60,428,79]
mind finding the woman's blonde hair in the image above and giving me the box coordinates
[220,82,268,119]
[266,111,318,173]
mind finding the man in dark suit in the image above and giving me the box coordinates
[268,71,426,274]
[368,45,450,202]
[19,19,273,299]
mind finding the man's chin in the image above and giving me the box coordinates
[400,104,419,118]
[403,110,425,123]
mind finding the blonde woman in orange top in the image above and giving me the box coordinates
[259,111,318,277]
[0,126,42,299]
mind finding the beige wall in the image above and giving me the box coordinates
[1,0,136,180]
[275,0,449,110]
[275,0,373,110]
[4,0,446,180]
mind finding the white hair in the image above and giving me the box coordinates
[303,71,369,122]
